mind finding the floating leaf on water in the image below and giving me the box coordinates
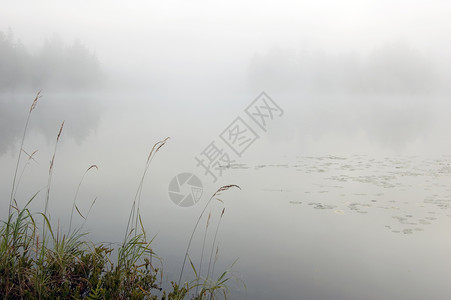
[289,201,302,205]
[419,219,430,225]
[308,202,336,210]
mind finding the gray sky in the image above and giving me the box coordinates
[3,0,451,82]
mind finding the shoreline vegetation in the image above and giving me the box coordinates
[0,92,242,299]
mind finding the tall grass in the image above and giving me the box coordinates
[0,93,241,299]
[178,185,242,300]
[68,164,98,234]
[178,185,240,285]
[9,91,40,217]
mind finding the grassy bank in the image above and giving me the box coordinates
[0,92,240,299]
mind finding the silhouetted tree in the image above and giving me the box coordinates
[0,30,104,92]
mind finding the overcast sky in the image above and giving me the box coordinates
[3,0,451,84]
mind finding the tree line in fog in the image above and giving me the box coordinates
[0,29,103,92]
[249,40,443,95]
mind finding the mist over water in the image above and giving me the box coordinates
[2,1,451,299]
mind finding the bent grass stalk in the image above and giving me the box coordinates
[9,91,41,216]
[124,137,169,244]
[195,211,211,296]
[80,196,97,230]
[13,149,39,202]
[42,121,64,247]
[44,121,64,216]
[68,164,98,234]
[119,137,169,281]
[210,246,220,286]
[207,208,225,280]
[178,184,240,286]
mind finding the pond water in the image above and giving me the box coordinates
[219,155,451,299]
[1,91,451,300]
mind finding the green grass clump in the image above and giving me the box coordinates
[0,199,171,299]
[0,92,241,299]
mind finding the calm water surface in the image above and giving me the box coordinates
[214,155,451,300]
[1,93,451,300]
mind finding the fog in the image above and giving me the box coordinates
[2,0,451,154]
[2,1,451,299]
